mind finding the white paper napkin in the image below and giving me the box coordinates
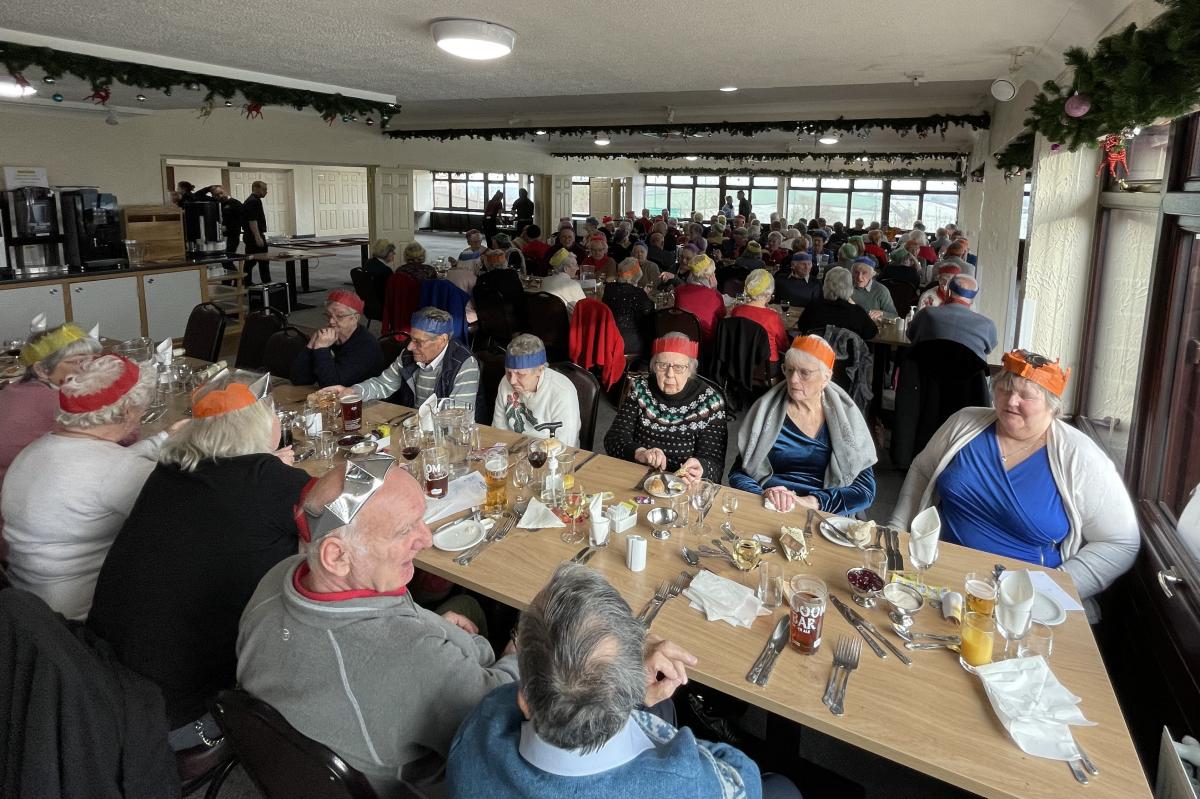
[88,323,100,340]
[997,569,1036,636]
[517,497,565,529]
[1019,570,1085,613]
[30,313,46,333]
[416,393,438,432]
[909,505,941,565]
[588,491,604,521]
[975,656,1095,761]
[422,472,487,525]
[683,569,770,628]
[155,337,173,366]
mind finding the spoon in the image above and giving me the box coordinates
[891,624,961,644]
[719,522,739,542]
[681,548,700,567]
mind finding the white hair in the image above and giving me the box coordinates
[158,399,277,472]
[56,356,155,429]
[822,267,854,301]
[616,258,642,284]
[649,332,698,374]
[783,347,833,379]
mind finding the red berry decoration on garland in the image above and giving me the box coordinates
[84,85,111,105]
[242,102,264,120]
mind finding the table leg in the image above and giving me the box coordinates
[360,243,369,266]
[300,258,311,293]
[285,259,298,309]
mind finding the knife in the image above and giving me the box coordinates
[844,603,913,667]
[575,451,601,472]
[568,545,591,564]
[829,595,887,660]
[887,527,903,571]
[753,615,791,686]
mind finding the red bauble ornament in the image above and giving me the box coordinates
[84,85,111,105]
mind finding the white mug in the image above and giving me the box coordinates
[590,517,611,548]
[626,535,647,572]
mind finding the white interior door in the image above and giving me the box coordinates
[314,168,369,237]
[371,168,414,247]
[229,169,294,237]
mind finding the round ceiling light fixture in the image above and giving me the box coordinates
[685,155,699,161]
[594,137,611,146]
[432,19,516,60]
[0,77,36,98]
[719,86,738,92]
[818,136,839,145]
[990,78,1017,102]
[535,129,548,135]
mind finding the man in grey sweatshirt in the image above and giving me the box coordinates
[236,457,519,798]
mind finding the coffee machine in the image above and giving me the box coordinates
[60,188,126,270]
[183,200,229,261]
[0,186,64,270]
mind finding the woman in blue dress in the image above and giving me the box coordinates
[729,335,877,515]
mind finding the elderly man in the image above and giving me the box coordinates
[674,254,726,342]
[457,229,487,262]
[238,457,518,797]
[936,240,976,278]
[447,564,799,799]
[775,252,822,307]
[646,231,675,274]
[542,248,587,314]
[324,307,481,413]
[363,239,396,283]
[492,335,580,446]
[796,266,879,342]
[291,290,385,388]
[722,227,749,259]
[907,276,997,361]
[851,260,897,321]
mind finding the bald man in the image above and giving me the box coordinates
[906,275,997,361]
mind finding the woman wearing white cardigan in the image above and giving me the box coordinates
[889,350,1139,620]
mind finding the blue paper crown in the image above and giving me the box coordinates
[411,311,454,336]
[505,350,547,370]
[949,278,978,298]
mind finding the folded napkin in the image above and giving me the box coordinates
[997,569,1035,637]
[518,497,565,529]
[683,569,770,628]
[155,337,173,366]
[422,472,487,525]
[88,323,100,340]
[588,491,604,522]
[416,393,438,432]
[909,505,941,566]
[30,313,46,333]
[976,655,1094,760]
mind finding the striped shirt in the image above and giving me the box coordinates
[354,347,480,408]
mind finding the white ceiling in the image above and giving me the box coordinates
[0,0,1136,155]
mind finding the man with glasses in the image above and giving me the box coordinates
[290,290,384,388]
[323,307,482,417]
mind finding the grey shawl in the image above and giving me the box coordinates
[737,380,877,488]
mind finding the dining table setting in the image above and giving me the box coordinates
[141,374,1151,799]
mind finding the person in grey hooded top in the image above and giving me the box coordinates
[237,456,518,798]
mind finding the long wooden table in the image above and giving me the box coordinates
[172,386,1150,799]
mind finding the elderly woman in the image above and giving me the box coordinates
[673,254,726,342]
[628,242,661,288]
[581,234,618,282]
[917,263,963,309]
[864,229,889,264]
[766,231,789,266]
[291,290,385,388]
[890,351,1140,616]
[605,334,727,484]
[491,335,581,446]
[603,258,655,356]
[88,376,309,746]
[729,336,877,514]
[1,355,168,619]
[398,241,437,281]
[609,224,633,263]
[542,248,587,314]
[552,226,586,261]
[796,266,879,342]
[851,260,897,320]
[730,268,790,365]
[458,229,487,262]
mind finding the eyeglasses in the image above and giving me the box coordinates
[786,367,821,381]
[409,335,439,347]
[653,363,691,375]
[323,311,357,321]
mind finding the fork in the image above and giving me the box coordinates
[643,570,692,627]
[455,512,515,566]
[822,637,850,707]
[829,637,861,716]
[635,581,670,622]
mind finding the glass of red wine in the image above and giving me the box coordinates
[528,440,549,471]
[398,422,423,472]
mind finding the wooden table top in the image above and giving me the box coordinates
[154,384,1150,799]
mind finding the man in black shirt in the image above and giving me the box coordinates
[736,189,751,219]
[241,180,271,285]
[511,188,534,236]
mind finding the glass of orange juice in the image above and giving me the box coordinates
[959,611,995,671]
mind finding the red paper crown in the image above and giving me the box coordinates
[652,337,699,358]
[327,290,365,313]
[59,355,139,414]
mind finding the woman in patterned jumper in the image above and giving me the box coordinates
[491,335,581,447]
[604,333,727,485]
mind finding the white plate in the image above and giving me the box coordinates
[1030,591,1066,626]
[818,516,859,548]
[643,472,686,499]
[431,518,491,552]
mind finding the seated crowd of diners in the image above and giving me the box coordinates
[0,210,1140,796]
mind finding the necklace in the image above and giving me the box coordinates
[999,431,1046,463]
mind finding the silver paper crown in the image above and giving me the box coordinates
[306,453,397,541]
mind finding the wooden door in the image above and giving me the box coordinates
[370,168,413,246]
[315,168,369,237]
[228,169,294,237]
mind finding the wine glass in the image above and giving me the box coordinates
[908,536,939,590]
[397,422,423,472]
[721,493,739,528]
[560,485,586,544]
[511,460,533,513]
[690,479,717,537]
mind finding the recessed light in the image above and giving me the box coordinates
[685,156,699,161]
[432,19,516,60]
[0,77,36,99]
[818,136,839,145]
[719,86,738,92]
[594,138,611,146]
[857,156,871,162]
[535,129,548,135]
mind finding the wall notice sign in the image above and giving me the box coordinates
[2,167,50,190]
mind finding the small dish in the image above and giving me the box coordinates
[643,472,686,499]
[882,581,925,628]
[1030,591,1067,626]
[646,507,678,540]
[818,517,858,548]
[432,517,493,552]
[847,567,885,608]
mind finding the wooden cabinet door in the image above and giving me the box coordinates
[143,269,203,342]
[69,276,142,341]
[0,284,66,340]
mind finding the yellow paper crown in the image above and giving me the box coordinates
[19,324,88,366]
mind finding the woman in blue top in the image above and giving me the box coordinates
[729,335,877,515]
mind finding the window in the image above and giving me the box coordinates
[889,194,920,229]
[818,192,850,225]
[669,188,693,219]
[1020,182,1032,240]
[431,171,531,212]
[786,190,817,223]
[922,194,960,229]
[850,192,883,225]
[694,187,721,217]
[644,184,669,214]
[572,176,591,218]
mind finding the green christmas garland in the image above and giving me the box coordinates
[995,0,1200,170]
[0,42,396,123]
[555,150,965,165]
[387,114,989,141]
[640,166,961,179]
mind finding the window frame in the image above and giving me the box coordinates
[432,171,531,213]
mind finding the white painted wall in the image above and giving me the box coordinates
[413,170,434,212]
[170,165,223,192]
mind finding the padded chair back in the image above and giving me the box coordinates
[349,268,385,329]
[476,345,507,421]
[235,307,287,370]
[524,292,571,361]
[182,302,227,363]
[549,361,603,450]
[653,307,702,343]
[709,316,771,412]
[381,272,421,336]
[261,327,310,379]
[911,339,990,454]
[211,690,387,799]
[378,332,410,370]
[473,283,515,348]
[881,279,919,318]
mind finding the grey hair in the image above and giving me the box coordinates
[517,564,646,752]
[507,333,547,360]
[56,355,155,429]
[24,330,101,382]
[414,306,452,326]
[550,252,577,275]
[783,346,833,379]
[822,266,854,301]
[992,371,1063,416]
[616,258,642,284]
[158,398,277,472]
[630,243,648,258]
[649,332,698,373]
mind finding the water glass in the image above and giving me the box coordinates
[757,562,783,608]
[316,431,337,467]
[861,545,888,583]
[690,479,717,537]
[1017,622,1054,661]
[721,493,738,526]
[511,460,533,513]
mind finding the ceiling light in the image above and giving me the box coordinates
[431,19,516,60]
[0,77,36,98]
[818,136,839,145]
[719,86,738,92]
[685,156,699,161]
[594,138,611,146]
[990,78,1017,102]
[136,93,148,102]
[535,129,547,135]
[857,156,871,162]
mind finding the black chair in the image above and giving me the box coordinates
[177,738,237,799]
[261,327,310,379]
[473,283,516,349]
[524,292,571,361]
[550,361,603,450]
[182,302,228,363]
[912,339,990,449]
[881,279,919,318]
[210,689,388,799]
[708,316,772,412]
[349,268,385,332]
[653,307,702,343]
[234,307,287,370]
[476,345,507,422]
[378,332,410,369]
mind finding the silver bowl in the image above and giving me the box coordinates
[646,507,678,540]
[882,582,925,629]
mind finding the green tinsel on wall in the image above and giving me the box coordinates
[640,167,961,179]
[555,151,965,166]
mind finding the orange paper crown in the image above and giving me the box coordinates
[790,335,835,371]
[1000,350,1070,397]
[192,382,258,419]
